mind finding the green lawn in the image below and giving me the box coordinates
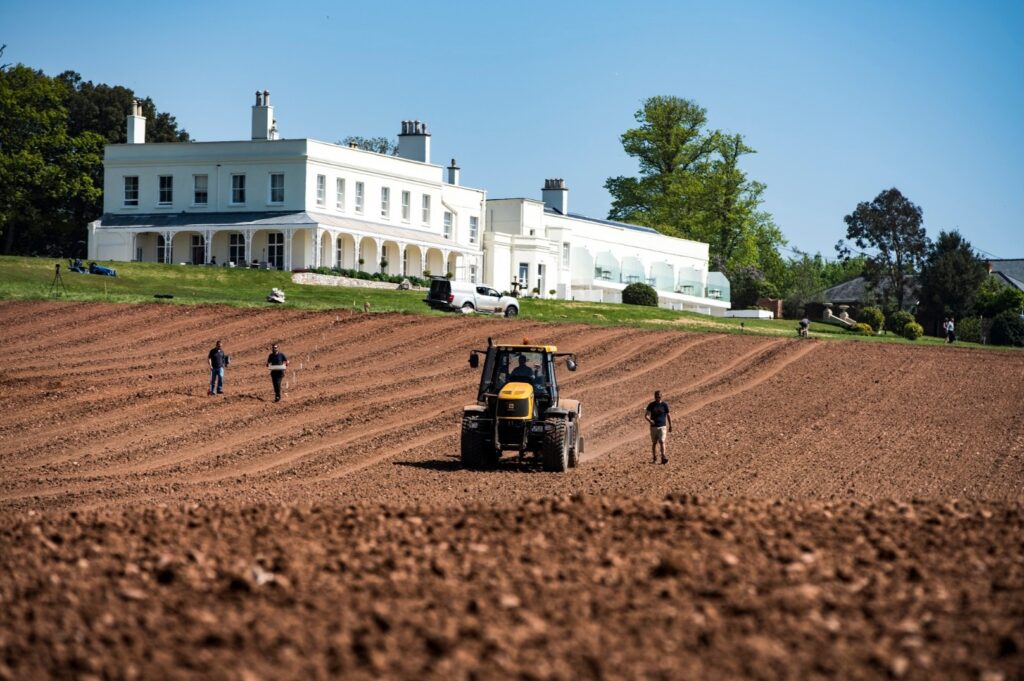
[0,255,999,349]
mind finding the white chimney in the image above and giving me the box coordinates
[396,119,431,163]
[127,99,146,144]
[251,89,274,140]
[542,178,569,215]
[446,158,460,186]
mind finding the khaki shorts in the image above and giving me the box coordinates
[650,426,668,443]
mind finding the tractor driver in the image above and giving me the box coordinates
[510,354,535,381]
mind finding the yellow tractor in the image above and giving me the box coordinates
[462,338,583,471]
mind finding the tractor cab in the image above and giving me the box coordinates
[463,338,582,471]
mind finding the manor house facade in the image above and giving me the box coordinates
[88,93,730,314]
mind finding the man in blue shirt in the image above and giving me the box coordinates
[266,343,288,402]
[207,340,228,395]
[644,390,672,464]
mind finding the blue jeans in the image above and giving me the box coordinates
[210,367,224,393]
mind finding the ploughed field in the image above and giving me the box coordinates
[0,300,1021,680]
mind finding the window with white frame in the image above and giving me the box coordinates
[158,175,173,205]
[123,176,139,206]
[157,234,166,262]
[401,190,410,222]
[193,175,208,205]
[422,195,431,224]
[231,174,246,204]
[229,233,246,264]
[562,242,570,268]
[469,216,478,244]
[443,211,452,239]
[335,237,343,268]
[269,173,284,203]
[316,174,326,206]
[381,187,390,218]
[355,182,364,213]
[518,262,529,286]
[335,178,345,211]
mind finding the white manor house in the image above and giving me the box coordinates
[88,93,731,314]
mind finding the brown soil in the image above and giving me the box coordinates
[1,300,1022,680]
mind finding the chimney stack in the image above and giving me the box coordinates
[251,89,275,140]
[396,119,431,163]
[446,158,461,186]
[127,99,146,144]
[542,178,569,215]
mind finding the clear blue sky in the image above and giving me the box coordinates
[4,0,1022,260]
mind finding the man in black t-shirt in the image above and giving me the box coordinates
[644,390,673,464]
[266,343,288,402]
[207,340,228,395]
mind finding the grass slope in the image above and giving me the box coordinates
[0,256,990,348]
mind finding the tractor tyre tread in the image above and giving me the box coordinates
[542,418,569,472]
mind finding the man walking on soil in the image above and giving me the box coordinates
[645,390,672,464]
[266,343,288,402]
[208,340,228,395]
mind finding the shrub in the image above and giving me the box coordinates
[990,311,1024,347]
[901,321,924,341]
[859,306,884,333]
[852,322,874,335]
[622,282,658,307]
[887,310,915,336]
[957,316,982,344]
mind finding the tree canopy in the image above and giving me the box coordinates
[605,96,785,284]
[916,230,988,330]
[837,188,929,311]
[0,54,188,255]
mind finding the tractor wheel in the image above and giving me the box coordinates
[461,427,493,469]
[542,418,569,472]
[568,423,581,468]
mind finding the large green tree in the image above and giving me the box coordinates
[0,56,189,255]
[0,62,103,255]
[605,96,784,281]
[837,188,929,311]
[59,71,189,145]
[917,230,988,333]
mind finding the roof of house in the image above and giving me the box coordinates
[989,260,1024,290]
[991,271,1024,292]
[543,207,659,234]
[822,276,920,305]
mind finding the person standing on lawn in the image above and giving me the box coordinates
[644,390,672,464]
[266,343,288,402]
[207,340,228,395]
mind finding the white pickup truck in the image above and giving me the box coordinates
[424,278,520,317]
